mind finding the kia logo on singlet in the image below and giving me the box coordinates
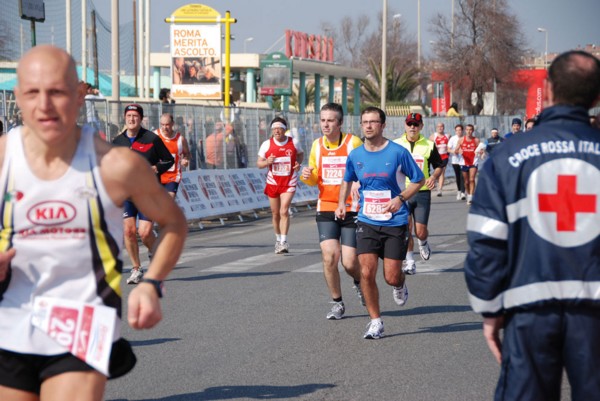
[27,201,77,226]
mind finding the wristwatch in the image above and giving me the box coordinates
[398,194,406,203]
[141,278,163,298]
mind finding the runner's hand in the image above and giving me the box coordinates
[128,284,163,330]
[301,166,314,180]
[0,248,16,281]
[483,316,504,364]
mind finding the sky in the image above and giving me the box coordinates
[93,0,600,59]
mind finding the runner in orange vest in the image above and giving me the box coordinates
[301,103,365,320]
[156,113,191,198]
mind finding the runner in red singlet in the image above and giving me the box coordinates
[457,124,480,205]
[257,117,304,254]
[429,122,449,197]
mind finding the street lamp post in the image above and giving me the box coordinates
[381,0,387,111]
[417,0,422,104]
[244,37,254,53]
[537,27,548,67]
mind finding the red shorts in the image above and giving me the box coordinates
[264,184,296,198]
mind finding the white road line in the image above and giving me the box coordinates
[200,248,319,272]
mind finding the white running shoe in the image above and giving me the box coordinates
[364,320,385,339]
[402,260,417,275]
[461,192,466,200]
[437,190,442,197]
[392,283,409,306]
[126,268,143,285]
[326,301,345,320]
[456,191,462,200]
[274,242,282,254]
[467,194,473,205]
[419,242,431,261]
[353,283,366,306]
[279,241,289,254]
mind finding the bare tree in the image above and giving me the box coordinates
[321,8,419,105]
[429,0,527,115]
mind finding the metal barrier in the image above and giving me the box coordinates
[3,89,599,164]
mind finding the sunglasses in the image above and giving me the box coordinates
[406,122,420,127]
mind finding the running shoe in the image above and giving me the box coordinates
[437,190,442,197]
[456,191,462,200]
[419,242,431,261]
[392,283,409,306]
[279,241,289,254]
[402,260,417,275]
[353,283,366,306]
[467,194,473,205]
[326,301,345,320]
[363,320,385,339]
[274,242,282,254]
[126,267,143,285]
[461,192,466,200]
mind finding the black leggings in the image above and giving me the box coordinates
[452,164,465,192]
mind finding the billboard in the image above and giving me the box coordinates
[259,52,292,96]
[170,24,222,100]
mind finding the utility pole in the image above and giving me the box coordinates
[92,10,99,89]
[133,0,138,96]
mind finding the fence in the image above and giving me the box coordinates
[2,89,598,172]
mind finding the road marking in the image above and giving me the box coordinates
[413,251,467,275]
[200,248,319,272]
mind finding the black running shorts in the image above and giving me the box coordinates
[356,221,409,260]
[406,190,432,225]
[316,212,357,247]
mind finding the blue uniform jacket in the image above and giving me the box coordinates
[464,105,600,316]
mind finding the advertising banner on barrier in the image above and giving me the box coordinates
[176,168,319,221]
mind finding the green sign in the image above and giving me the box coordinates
[260,52,292,96]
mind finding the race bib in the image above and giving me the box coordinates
[322,156,347,185]
[363,190,392,221]
[272,156,292,176]
[412,154,425,170]
[31,297,116,376]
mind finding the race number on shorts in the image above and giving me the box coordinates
[363,190,392,221]
[31,296,116,376]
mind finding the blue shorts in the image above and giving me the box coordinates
[461,165,478,173]
[163,182,180,194]
[123,200,151,221]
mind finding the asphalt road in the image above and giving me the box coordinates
[104,185,568,401]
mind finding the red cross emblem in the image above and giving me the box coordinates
[538,175,597,232]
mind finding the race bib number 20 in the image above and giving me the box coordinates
[31,296,116,376]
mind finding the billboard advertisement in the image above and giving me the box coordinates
[171,24,222,100]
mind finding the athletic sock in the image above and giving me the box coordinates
[354,280,360,286]
[280,235,287,243]
[417,239,428,247]
[276,234,282,242]
[371,317,382,326]
[406,251,414,261]
[333,297,343,303]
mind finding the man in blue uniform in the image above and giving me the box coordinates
[464,50,600,400]
[336,106,424,339]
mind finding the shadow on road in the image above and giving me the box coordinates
[108,383,336,400]
[167,272,286,282]
[385,304,473,317]
[382,321,482,339]
[128,338,181,347]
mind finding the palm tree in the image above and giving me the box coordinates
[360,57,419,105]
[289,82,316,111]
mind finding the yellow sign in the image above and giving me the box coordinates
[170,4,220,19]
